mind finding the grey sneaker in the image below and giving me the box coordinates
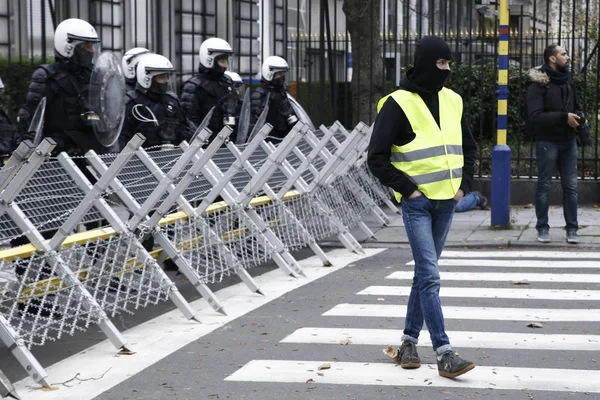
[567,231,579,244]
[437,351,475,378]
[398,341,421,369]
[537,230,551,243]
[472,191,488,210]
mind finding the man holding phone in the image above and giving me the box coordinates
[527,44,592,244]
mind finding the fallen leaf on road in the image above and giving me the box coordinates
[340,338,351,345]
[512,279,530,285]
[306,379,314,383]
[377,298,386,301]
[318,363,331,370]
[383,345,399,362]
[527,322,544,328]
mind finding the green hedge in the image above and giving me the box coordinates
[444,62,598,145]
[0,56,54,123]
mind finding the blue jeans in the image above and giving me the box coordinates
[535,140,578,233]
[401,195,455,355]
[455,192,479,212]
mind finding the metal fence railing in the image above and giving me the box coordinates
[0,118,392,391]
[0,0,599,178]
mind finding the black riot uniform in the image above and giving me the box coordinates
[18,55,108,156]
[249,83,298,143]
[180,69,240,143]
[0,109,18,159]
[119,89,196,150]
[125,78,137,93]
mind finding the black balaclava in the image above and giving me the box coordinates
[409,36,453,92]
[271,74,285,88]
[202,53,229,80]
[149,76,169,96]
[73,42,95,70]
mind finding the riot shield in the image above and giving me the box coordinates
[29,97,47,145]
[247,92,271,143]
[88,52,126,147]
[190,106,215,143]
[235,89,251,144]
[287,93,315,130]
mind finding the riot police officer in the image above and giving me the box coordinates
[122,47,151,92]
[18,18,105,156]
[0,75,19,161]
[119,54,195,149]
[181,38,239,143]
[249,56,298,143]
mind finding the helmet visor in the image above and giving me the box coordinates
[74,41,101,68]
[148,71,176,95]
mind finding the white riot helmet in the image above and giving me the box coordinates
[136,54,175,94]
[225,71,244,97]
[53,18,100,63]
[261,56,289,83]
[199,38,233,72]
[225,71,243,85]
[122,47,151,80]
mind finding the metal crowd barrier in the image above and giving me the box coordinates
[0,120,392,390]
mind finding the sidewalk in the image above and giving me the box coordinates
[327,205,600,249]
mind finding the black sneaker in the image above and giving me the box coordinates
[437,351,474,378]
[398,341,421,369]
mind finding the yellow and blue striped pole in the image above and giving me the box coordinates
[491,0,512,227]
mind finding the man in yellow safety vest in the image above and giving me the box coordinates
[368,36,477,379]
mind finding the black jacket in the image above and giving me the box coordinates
[527,66,579,142]
[18,58,107,156]
[367,75,477,198]
[249,84,297,142]
[0,109,18,157]
[180,70,238,143]
[119,90,195,150]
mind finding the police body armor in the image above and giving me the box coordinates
[0,109,18,156]
[122,90,192,149]
[250,85,297,142]
[181,72,238,142]
[20,63,105,156]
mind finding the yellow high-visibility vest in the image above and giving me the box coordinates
[377,88,464,202]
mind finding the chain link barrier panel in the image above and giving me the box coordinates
[0,121,391,390]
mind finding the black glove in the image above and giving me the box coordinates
[576,112,594,147]
[220,94,238,126]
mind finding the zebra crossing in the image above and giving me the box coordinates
[226,249,600,396]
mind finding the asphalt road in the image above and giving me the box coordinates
[88,247,600,400]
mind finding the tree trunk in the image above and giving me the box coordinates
[343,0,384,126]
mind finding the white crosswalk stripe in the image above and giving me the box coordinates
[227,250,600,396]
[387,270,600,283]
[280,327,600,351]
[358,285,600,300]
[421,259,600,269]
[323,303,600,321]
[226,360,600,394]
[441,250,600,259]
